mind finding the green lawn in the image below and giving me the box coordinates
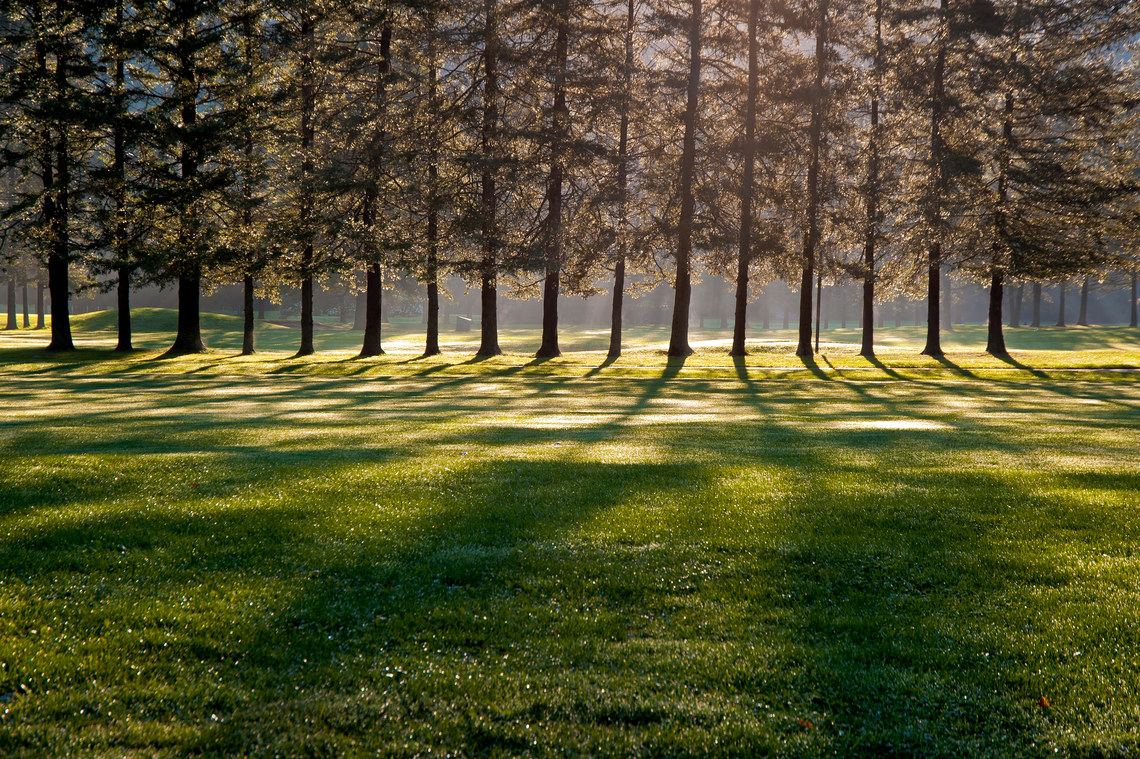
[1,312,1139,756]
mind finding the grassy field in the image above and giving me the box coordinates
[1,311,1139,756]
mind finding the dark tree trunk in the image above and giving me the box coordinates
[170,274,205,354]
[359,18,392,357]
[537,0,570,359]
[5,276,15,330]
[1032,281,1041,327]
[47,47,73,351]
[242,274,255,355]
[36,279,44,329]
[731,0,761,356]
[921,0,948,357]
[169,20,204,355]
[986,271,1007,355]
[21,277,29,328]
[115,266,132,351]
[477,0,502,356]
[361,264,384,356]
[608,0,635,359]
[296,15,316,358]
[814,272,822,353]
[424,170,441,356]
[113,0,130,353]
[1056,283,1066,327]
[796,0,829,358]
[1131,274,1137,327]
[1077,276,1090,326]
[424,25,442,357]
[668,0,702,358]
[860,0,882,358]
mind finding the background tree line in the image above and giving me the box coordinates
[1,0,1137,357]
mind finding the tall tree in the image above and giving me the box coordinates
[666,0,701,357]
[795,0,830,358]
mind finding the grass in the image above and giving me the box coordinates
[1,310,1139,756]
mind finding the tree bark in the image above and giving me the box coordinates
[1055,283,1066,327]
[860,0,883,358]
[986,271,1007,355]
[668,0,702,358]
[608,0,635,359]
[537,0,570,359]
[731,0,761,356]
[424,25,442,357]
[46,18,73,351]
[113,0,131,353]
[1032,281,1041,327]
[296,14,316,357]
[477,0,502,356]
[36,278,44,329]
[169,13,204,355]
[115,266,132,351]
[242,273,255,354]
[361,264,384,355]
[796,0,829,358]
[1131,273,1137,328]
[921,0,948,357]
[5,276,15,330]
[1077,275,1089,326]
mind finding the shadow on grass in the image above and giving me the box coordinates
[3,369,1138,755]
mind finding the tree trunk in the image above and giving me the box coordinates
[608,0,635,359]
[21,277,29,328]
[115,266,132,351]
[813,272,822,353]
[731,0,761,356]
[537,0,570,359]
[1031,281,1041,326]
[242,273,255,355]
[5,276,15,330]
[477,0,502,356]
[47,30,74,351]
[1077,275,1090,326]
[921,0,948,357]
[424,25,442,357]
[1131,274,1137,328]
[796,0,829,358]
[361,264,384,355]
[170,273,204,354]
[986,271,1007,355]
[169,19,204,355]
[668,0,702,358]
[36,278,44,329]
[113,0,131,353]
[860,0,882,358]
[295,14,316,358]
[1055,283,1066,327]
